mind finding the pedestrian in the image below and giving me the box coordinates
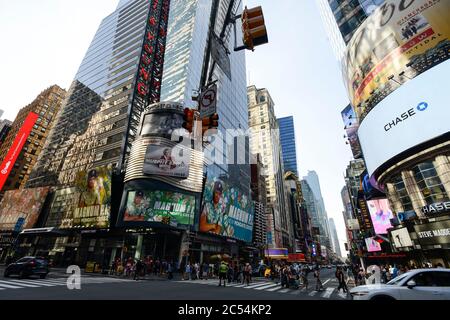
[381,265,388,284]
[300,267,308,290]
[167,261,173,280]
[134,259,143,281]
[244,263,252,286]
[203,263,209,280]
[185,263,192,280]
[227,264,234,284]
[314,267,324,291]
[218,261,229,287]
[336,267,348,293]
[357,268,365,286]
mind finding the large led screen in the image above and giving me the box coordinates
[358,60,450,176]
[200,178,254,243]
[365,237,382,252]
[343,0,450,122]
[367,199,394,235]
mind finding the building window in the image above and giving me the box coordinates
[392,174,413,212]
[413,161,449,204]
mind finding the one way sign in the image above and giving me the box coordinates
[200,84,217,118]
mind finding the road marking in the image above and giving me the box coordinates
[0,283,23,289]
[337,292,349,299]
[254,283,280,290]
[266,285,283,292]
[278,289,291,293]
[244,282,272,289]
[323,279,331,286]
[309,291,317,296]
[322,288,335,299]
[8,279,59,287]
[0,280,39,288]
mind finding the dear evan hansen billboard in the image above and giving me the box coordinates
[0,112,39,191]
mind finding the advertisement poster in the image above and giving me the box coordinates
[358,60,450,176]
[344,0,450,122]
[123,190,196,228]
[0,187,49,231]
[367,199,394,235]
[391,228,414,249]
[143,144,190,178]
[200,178,254,243]
[414,220,450,246]
[140,102,184,139]
[0,112,39,191]
[341,104,362,159]
[365,237,382,252]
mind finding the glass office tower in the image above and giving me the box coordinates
[278,116,298,176]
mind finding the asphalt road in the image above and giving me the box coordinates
[0,267,351,300]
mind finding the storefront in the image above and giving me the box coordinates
[413,218,450,268]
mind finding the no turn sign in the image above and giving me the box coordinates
[200,84,217,118]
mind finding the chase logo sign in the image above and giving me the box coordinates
[384,102,428,132]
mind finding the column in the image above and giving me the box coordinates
[434,155,450,196]
[134,235,144,260]
[402,170,426,218]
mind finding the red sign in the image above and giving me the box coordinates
[0,112,38,191]
[288,254,306,262]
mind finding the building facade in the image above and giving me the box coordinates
[248,85,290,249]
[0,85,65,192]
[278,116,298,176]
[328,218,342,257]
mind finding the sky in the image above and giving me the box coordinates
[0,0,352,257]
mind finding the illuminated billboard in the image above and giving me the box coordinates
[46,166,112,229]
[200,177,254,243]
[365,237,382,252]
[122,190,196,228]
[143,144,190,179]
[358,60,450,176]
[0,187,49,231]
[341,104,362,159]
[344,0,450,122]
[0,112,39,191]
[367,199,394,235]
[391,228,413,249]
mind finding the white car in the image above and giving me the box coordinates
[350,269,450,300]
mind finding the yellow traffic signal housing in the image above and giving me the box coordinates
[201,114,219,135]
[242,6,268,51]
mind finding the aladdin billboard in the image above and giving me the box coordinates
[344,0,450,122]
[367,199,394,235]
[0,187,49,231]
[200,177,254,243]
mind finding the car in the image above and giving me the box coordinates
[252,264,268,277]
[4,256,49,279]
[350,268,450,300]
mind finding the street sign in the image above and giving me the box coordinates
[211,34,231,80]
[14,217,25,233]
[200,84,217,118]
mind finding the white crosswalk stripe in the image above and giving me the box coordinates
[321,288,335,299]
[177,279,345,299]
[0,277,135,292]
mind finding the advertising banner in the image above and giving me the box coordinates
[344,0,450,122]
[367,199,394,235]
[46,166,112,229]
[365,237,382,252]
[0,112,39,191]
[358,60,450,176]
[391,228,414,248]
[123,190,196,228]
[414,220,450,246]
[0,187,49,231]
[200,178,254,243]
[143,144,190,178]
[140,102,185,139]
[347,219,360,231]
[264,248,288,259]
[341,104,362,159]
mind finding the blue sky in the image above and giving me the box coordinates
[0,0,352,256]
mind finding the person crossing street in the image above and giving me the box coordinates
[314,266,324,291]
[218,261,229,287]
[335,266,348,293]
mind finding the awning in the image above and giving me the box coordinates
[20,228,69,236]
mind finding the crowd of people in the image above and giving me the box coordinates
[109,257,175,280]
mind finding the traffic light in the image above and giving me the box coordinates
[202,113,220,135]
[182,108,195,133]
[241,6,268,51]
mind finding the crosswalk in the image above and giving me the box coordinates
[177,279,351,300]
[0,276,133,292]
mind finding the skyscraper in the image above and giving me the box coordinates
[304,170,331,249]
[20,0,252,265]
[328,218,342,257]
[317,0,385,60]
[0,85,65,192]
[278,116,298,176]
[248,86,291,249]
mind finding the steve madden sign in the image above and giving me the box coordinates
[414,220,450,246]
[421,201,450,217]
